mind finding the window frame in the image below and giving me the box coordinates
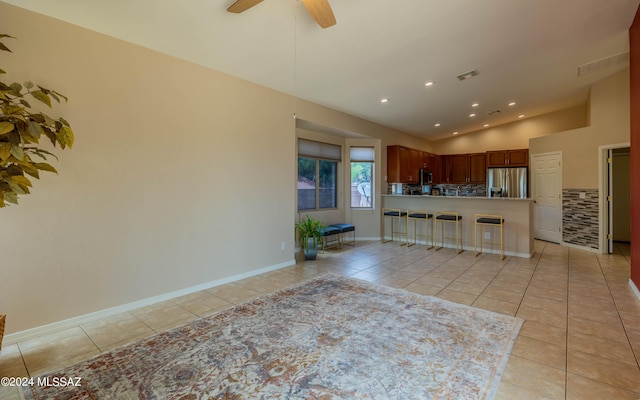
[297,139,341,212]
[349,146,375,210]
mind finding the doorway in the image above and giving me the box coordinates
[532,152,562,243]
[602,145,631,253]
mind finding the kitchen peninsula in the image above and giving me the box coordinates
[382,195,534,258]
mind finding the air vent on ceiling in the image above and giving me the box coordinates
[487,109,501,116]
[456,69,479,81]
[577,52,629,77]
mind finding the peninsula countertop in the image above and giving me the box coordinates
[382,194,533,201]
[382,194,534,258]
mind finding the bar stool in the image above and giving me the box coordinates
[407,210,433,249]
[434,211,463,253]
[474,214,505,260]
[382,208,408,245]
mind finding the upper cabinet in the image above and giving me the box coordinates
[387,145,434,184]
[387,145,410,183]
[409,148,424,181]
[387,145,513,185]
[469,153,487,183]
[426,153,442,184]
[447,154,469,184]
[486,149,529,167]
[442,153,486,184]
[387,145,422,183]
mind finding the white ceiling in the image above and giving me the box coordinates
[4,0,639,140]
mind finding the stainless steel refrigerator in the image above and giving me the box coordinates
[486,167,528,198]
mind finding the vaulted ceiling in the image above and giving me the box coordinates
[3,0,639,140]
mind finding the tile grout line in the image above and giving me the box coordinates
[595,248,640,371]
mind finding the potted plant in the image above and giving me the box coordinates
[0,34,75,348]
[0,34,75,207]
[295,215,324,260]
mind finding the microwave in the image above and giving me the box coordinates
[420,169,433,185]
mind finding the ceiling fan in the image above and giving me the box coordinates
[227,0,337,29]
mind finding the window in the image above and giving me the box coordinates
[350,147,374,208]
[298,139,341,211]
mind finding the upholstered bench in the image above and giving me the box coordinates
[319,225,341,252]
[328,223,356,248]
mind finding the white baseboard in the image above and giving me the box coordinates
[294,237,383,252]
[3,259,296,347]
[630,279,640,301]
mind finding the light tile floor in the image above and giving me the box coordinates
[0,240,639,399]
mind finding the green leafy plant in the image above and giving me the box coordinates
[0,34,74,207]
[295,215,324,252]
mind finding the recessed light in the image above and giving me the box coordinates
[518,114,525,119]
[484,124,490,128]
[453,132,459,135]
[472,103,479,107]
[435,123,441,127]
[508,102,516,107]
[425,81,435,87]
[469,113,476,117]
[380,98,390,103]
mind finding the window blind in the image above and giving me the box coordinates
[350,147,375,162]
[298,139,342,161]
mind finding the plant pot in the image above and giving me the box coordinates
[0,314,5,351]
[304,237,318,260]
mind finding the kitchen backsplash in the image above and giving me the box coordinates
[387,183,487,197]
[563,189,599,250]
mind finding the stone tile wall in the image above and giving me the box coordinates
[389,183,486,197]
[563,189,599,249]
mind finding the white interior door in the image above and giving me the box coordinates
[532,153,562,243]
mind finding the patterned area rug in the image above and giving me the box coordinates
[25,274,523,399]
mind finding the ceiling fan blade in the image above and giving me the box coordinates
[301,0,336,28]
[227,0,264,13]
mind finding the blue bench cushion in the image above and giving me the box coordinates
[477,217,504,224]
[329,223,355,233]
[320,226,341,236]
[384,211,407,217]
[436,214,462,221]
[408,213,433,219]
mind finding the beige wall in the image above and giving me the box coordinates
[530,69,630,189]
[432,105,588,155]
[0,3,419,335]
[0,3,294,334]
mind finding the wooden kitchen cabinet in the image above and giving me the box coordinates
[487,149,529,167]
[442,153,486,184]
[387,146,453,184]
[469,153,486,183]
[448,154,469,184]
[387,145,422,183]
[426,153,442,183]
[387,145,409,183]
[409,149,423,183]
